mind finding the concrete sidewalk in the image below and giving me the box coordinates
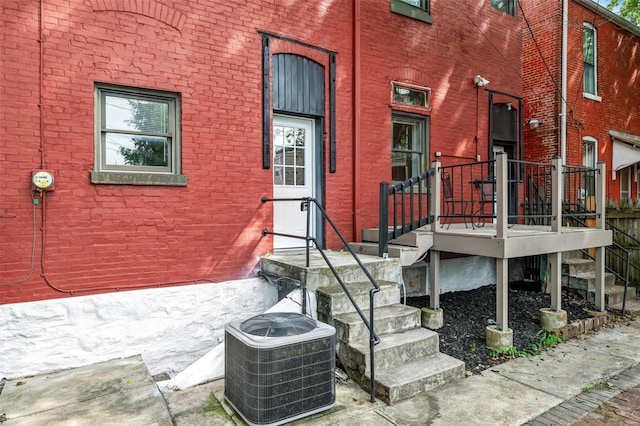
[1,319,640,425]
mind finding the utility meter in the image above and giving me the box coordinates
[32,170,55,191]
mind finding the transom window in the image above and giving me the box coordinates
[392,83,430,109]
[583,23,599,99]
[93,84,185,186]
[491,0,516,16]
[392,112,429,182]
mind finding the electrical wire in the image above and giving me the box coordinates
[517,0,586,132]
[453,1,522,81]
[0,191,38,286]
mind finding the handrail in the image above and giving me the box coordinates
[565,215,633,314]
[261,196,380,403]
[379,169,433,257]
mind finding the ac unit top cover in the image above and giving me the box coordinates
[225,312,335,349]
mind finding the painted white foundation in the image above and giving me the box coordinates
[403,256,496,296]
[158,288,317,390]
[0,278,278,380]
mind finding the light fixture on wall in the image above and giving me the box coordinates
[473,75,490,87]
[528,118,541,129]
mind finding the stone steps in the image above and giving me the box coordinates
[342,328,440,379]
[261,248,464,405]
[333,304,422,343]
[348,242,422,266]
[562,255,638,310]
[316,280,400,322]
[361,353,465,405]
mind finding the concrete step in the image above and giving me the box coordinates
[609,298,640,315]
[564,271,616,291]
[260,249,402,292]
[562,250,587,261]
[349,242,423,266]
[362,227,434,249]
[586,284,637,307]
[361,352,465,405]
[340,328,440,382]
[332,304,421,344]
[316,280,399,320]
[562,258,595,276]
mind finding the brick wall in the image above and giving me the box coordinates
[1,0,522,303]
[522,0,640,199]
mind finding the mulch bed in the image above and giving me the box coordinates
[406,282,598,375]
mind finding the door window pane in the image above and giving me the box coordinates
[273,124,307,186]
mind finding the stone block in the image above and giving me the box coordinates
[421,307,443,329]
[486,325,513,349]
[540,308,568,331]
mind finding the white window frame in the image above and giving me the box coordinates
[92,84,186,186]
[621,167,631,200]
[583,137,597,198]
[583,23,602,102]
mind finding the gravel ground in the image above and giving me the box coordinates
[406,282,598,375]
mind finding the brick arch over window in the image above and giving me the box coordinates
[387,67,431,88]
[90,0,186,31]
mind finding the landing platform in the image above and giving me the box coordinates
[433,224,612,259]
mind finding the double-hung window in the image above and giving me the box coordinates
[92,84,186,186]
[583,23,600,100]
[491,0,516,16]
[392,112,429,183]
[391,0,432,24]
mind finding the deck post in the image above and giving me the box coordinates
[429,250,440,309]
[496,258,508,330]
[594,162,606,310]
[496,153,507,238]
[550,251,562,311]
[487,257,513,349]
[431,160,441,232]
[551,157,562,233]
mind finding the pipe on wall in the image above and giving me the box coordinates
[352,0,362,241]
[561,0,568,165]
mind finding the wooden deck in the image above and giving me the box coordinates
[432,223,611,258]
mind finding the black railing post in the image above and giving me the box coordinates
[379,182,389,258]
[369,288,376,403]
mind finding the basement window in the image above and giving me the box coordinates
[92,84,186,186]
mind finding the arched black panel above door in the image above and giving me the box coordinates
[273,54,325,116]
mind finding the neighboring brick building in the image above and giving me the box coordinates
[522,0,640,200]
[0,0,521,377]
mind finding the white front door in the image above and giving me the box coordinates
[272,115,315,249]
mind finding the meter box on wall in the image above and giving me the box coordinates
[32,170,55,191]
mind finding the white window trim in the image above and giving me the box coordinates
[621,167,631,199]
[583,136,598,165]
[92,84,186,186]
[583,23,600,100]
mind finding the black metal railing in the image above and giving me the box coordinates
[565,215,634,314]
[378,169,434,257]
[261,196,381,402]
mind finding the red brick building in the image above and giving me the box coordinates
[522,0,640,201]
[0,0,521,377]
